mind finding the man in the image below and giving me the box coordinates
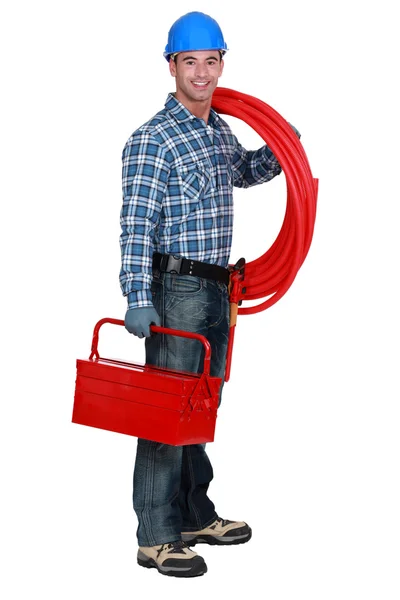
[120,11,298,577]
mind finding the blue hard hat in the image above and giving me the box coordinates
[164,11,228,61]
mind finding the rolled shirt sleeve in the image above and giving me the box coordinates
[231,136,282,188]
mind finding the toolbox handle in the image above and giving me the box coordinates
[89,318,212,376]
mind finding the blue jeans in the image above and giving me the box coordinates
[132,271,230,546]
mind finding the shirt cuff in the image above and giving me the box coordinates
[127,289,153,310]
[262,146,282,175]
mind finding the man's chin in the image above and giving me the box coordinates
[191,88,215,101]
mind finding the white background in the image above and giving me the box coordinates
[1,0,399,598]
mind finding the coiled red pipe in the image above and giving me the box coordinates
[212,87,318,314]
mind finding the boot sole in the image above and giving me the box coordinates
[183,528,252,547]
[137,556,207,577]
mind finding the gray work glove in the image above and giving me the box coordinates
[124,306,161,338]
[288,122,301,138]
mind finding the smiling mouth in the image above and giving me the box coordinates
[192,81,210,89]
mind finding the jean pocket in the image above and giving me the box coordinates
[164,274,203,295]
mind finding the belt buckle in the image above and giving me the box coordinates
[166,254,183,274]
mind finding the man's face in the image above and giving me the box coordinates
[169,50,224,105]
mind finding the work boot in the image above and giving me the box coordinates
[137,540,207,577]
[182,518,252,546]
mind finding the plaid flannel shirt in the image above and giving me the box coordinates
[120,93,282,309]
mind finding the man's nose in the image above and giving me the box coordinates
[194,63,207,78]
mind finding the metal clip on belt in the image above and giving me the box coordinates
[152,252,230,286]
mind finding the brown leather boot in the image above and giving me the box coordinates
[182,518,252,546]
[137,540,207,577]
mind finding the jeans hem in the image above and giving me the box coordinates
[138,534,182,547]
[181,512,218,533]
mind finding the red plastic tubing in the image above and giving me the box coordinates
[211,87,319,314]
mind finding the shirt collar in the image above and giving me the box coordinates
[165,93,221,129]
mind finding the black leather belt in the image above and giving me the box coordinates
[152,252,230,286]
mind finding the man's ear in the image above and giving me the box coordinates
[219,59,224,77]
[169,57,177,77]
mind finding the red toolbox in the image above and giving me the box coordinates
[72,318,222,445]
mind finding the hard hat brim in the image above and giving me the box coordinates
[163,48,228,61]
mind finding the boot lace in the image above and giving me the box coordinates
[212,518,234,529]
[157,540,190,557]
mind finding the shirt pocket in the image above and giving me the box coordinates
[177,163,211,201]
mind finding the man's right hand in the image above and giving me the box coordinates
[124,306,161,338]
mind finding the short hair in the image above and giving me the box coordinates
[171,50,224,63]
